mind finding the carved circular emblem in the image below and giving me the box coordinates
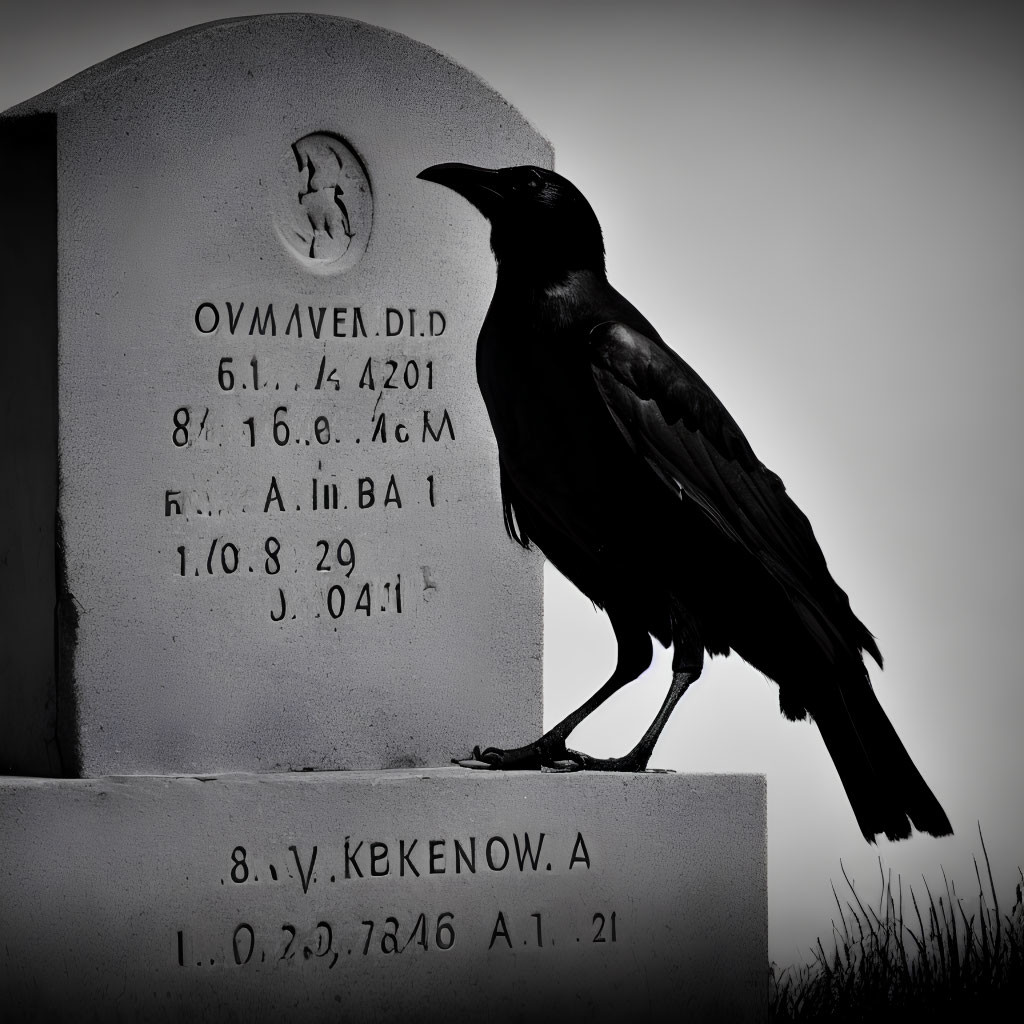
[274,132,372,273]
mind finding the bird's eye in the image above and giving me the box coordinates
[508,170,543,196]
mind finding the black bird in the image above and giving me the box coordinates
[418,162,952,843]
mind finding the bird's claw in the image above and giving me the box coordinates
[452,739,574,771]
[452,742,668,774]
[563,748,663,773]
[452,745,497,769]
[451,757,494,769]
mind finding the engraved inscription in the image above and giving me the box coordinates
[274,133,372,272]
[164,298,455,626]
[174,831,618,971]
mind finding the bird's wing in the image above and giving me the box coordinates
[589,321,879,666]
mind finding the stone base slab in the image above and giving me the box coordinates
[0,769,765,1021]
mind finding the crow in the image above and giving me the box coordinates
[418,162,952,843]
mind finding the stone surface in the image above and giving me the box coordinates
[0,15,549,776]
[0,769,767,1021]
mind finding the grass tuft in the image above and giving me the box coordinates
[770,826,1024,1021]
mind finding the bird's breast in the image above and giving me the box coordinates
[477,322,592,466]
[475,310,655,541]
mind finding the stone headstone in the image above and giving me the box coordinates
[0,770,767,1021]
[0,15,548,776]
[1,20,769,1021]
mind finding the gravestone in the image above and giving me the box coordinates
[0,14,547,777]
[0,15,767,1021]
[0,770,766,1021]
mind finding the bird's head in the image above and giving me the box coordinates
[417,163,605,281]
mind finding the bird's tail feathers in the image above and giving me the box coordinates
[811,668,952,842]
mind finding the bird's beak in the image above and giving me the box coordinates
[418,162,504,218]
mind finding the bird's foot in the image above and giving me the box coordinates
[452,737,575,771]
[565,749,672,773]
[452,741,672,774]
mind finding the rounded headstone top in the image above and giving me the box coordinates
[6,14,549,158]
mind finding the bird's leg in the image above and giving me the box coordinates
[569,606,705,772]
[569,667,699,772]
[454,611,652,770]
[463,674,638,770]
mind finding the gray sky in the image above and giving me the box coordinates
[3,0,1022,965]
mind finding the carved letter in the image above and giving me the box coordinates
[344,839,364,879]
[454,838,476,874]
[370,842,390,877]
[569,832,591,870]
[486,837,510,872]
[429,840,446,875]
[423,409,455,443]
[250,304,277,336]
[358,477,375,509]
[383,475,402,508]
[289,845,318,894]
[399,839,420,878]
[284,304,302,337]
[308,306,327,339]
[352,307,367,338]
[513,833,545,871]
[194,302,219,334]
[488,912,512,950]
[226,302,245,334]
[264,476,285,513]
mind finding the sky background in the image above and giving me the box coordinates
[3,0,1022,966]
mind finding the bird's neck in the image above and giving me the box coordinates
[491,229,605,287]
[495,262,606,299]
[490,267,609,338]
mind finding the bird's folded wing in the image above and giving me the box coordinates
[589,321,871,664]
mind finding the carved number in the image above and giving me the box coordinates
[593,912,617,943]
[172,407,190,447]
[316,540,355,575]
[363,358,433,390]
[273,406,289,446]
[230,846,249,883]
[435,912,455,950]
[358,914,455,954]
[381,917,400,954]
[307,922,337,967]
[220,543,239,574]
[232,923,255,965]
[327,585,346,619]
[265,537,281,574]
